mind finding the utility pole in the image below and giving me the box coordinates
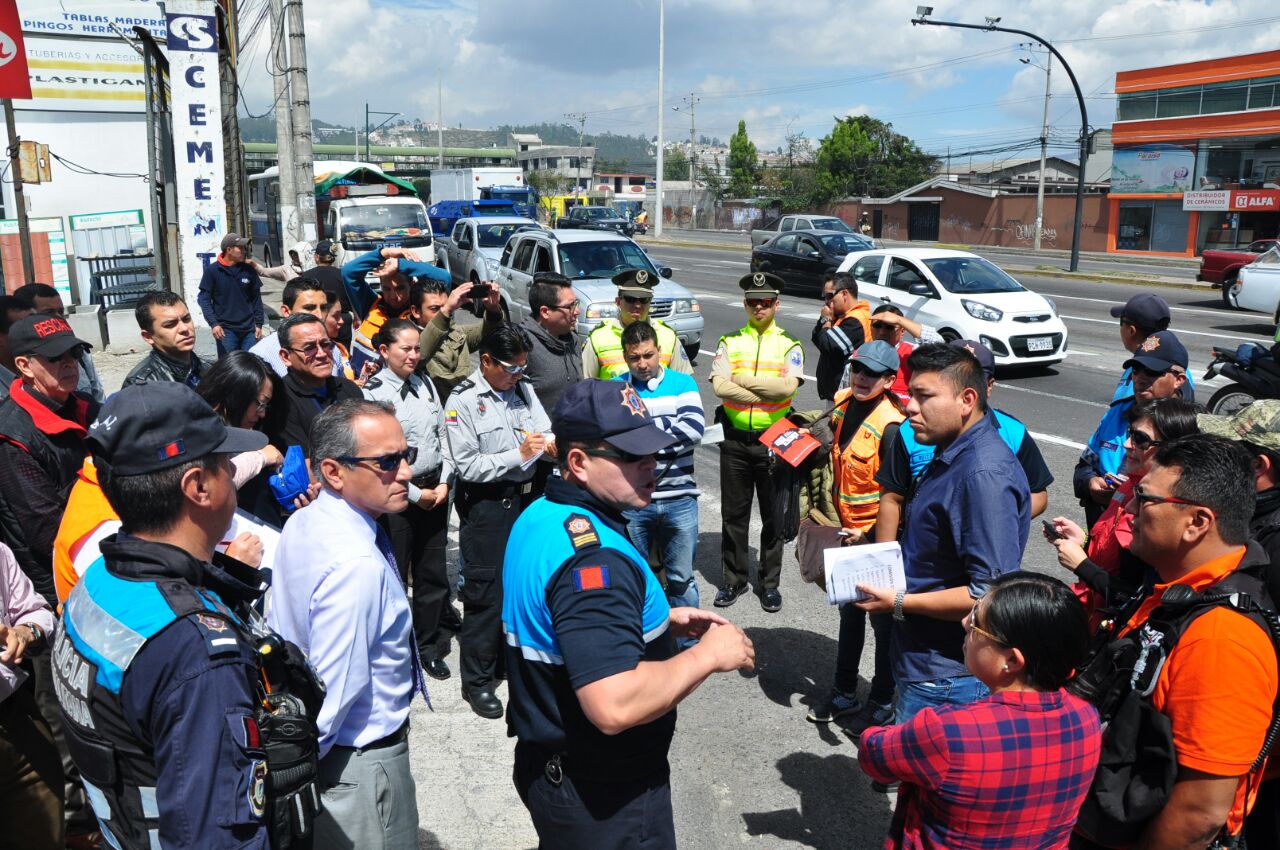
[437,71,444,170]
[219,1,246,236]
[284,0,316,241]
[655,0,664,238]
[565,112,587,194]
[2,100,35,280]
[365,104,400,165]
[269,0,297,252]
[672,94,699,184]
[1022,46,1052,252]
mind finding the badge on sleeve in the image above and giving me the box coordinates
[572,565,611,592]
[193,613,241,657]
[563,514,599,551]
[445,410,458,425]
[248,760,267,818]
[788,347,803,369]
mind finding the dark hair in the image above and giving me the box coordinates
[282,277,326,311]
[530,272,573,315]
[621,320,657,349]
[373,318,420,351]
[278,312,324,350]
[1127,397,1202,442]
[1124,315,1171,338]
[822,271,838,286]
[0,295,31,333]
[309,399,395,480]
[872,303,903,318]
[831,271,858,297]
[1153,434,1256,545]
[12,283,59,309]
[906,343,987,407]
[197,351,285,435]
[982,572,1091,691]
[134,290,186,332]
[100,455,224,535]
[479,322,532,360]
[411,279,447,311]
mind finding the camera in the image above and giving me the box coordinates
[469,282,493,301]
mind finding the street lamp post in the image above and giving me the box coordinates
[364,104,400,163]
[912,10,1090,272]
[1020,48,1052,252]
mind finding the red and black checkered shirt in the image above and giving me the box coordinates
[860,689,1101,849]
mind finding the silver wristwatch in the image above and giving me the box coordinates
[892,591,906,621]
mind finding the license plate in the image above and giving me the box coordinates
[1026,336,1054,352]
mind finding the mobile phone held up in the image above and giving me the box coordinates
[469,282,492,301]
[1042,519,1064,542]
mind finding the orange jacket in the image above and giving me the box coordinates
[53,458,120,605]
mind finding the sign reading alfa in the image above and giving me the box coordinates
[166,0,225,322]
[1183,189,1280,213]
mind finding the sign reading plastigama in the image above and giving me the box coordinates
[166,0,224,320]
[19,0,166,39]
[21,36,145,113]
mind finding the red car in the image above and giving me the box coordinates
[1198,239,1280,307]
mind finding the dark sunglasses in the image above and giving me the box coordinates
[1126,428,1161,450]
[337,447,417,472]
[821,292,836,302]
[1131,486,1207,512]
[746,298,777,308]
[583,446,650,464]
[288,339,336,357]
[621,295,651,306]
[849,361,892,378]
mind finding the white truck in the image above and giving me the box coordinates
[429,168,536,218]
[439,216,544,286]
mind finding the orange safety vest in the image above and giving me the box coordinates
[839,300,872,347]
[53,458,121,605]
[830,390,905,533]
[355,298,414,353]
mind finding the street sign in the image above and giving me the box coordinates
[0,0,32,99]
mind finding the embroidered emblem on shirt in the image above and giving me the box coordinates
[620,384,646,417]
[788,348,803,368]
[445,410,458,425]
[478,399,486,415]
[564,514,600,550]
[573,565,611,592]
[196,614,227,633]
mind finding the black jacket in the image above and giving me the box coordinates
[272,371,364,455]
[1250,487,1280,607]
[196,258,265,332]
[122,349,210,389]
[520,316,582,416]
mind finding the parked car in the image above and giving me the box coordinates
[750,213,857,247]
[750,229,875,295]
[436,216,544,286]
[1234,245,1280,322]
[554,205,635,236]
[1197,239,1280,308]
[495,229,703,361]
[835,247,1068,367]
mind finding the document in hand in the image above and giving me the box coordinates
[823,541,906,605]
[758,417,822,467]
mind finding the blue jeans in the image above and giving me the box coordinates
[624,494,700,612]
[216,326,257,358]
[894,674,989,725]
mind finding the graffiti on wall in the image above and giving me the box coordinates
[1012,222,1058,244]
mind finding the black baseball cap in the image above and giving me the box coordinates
[551,379,676,456]
[315,239,336,258]
[1122,329,1189,373]
[1109,293,1170,329]
[8,314,90,359]
[87,383,267,476]
[950,339,996,380]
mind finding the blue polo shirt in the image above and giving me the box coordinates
[893,413,1031,683]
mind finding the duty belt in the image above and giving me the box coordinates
[459,479,534,501]
[411,467,443,490]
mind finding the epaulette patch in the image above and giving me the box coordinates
[564,514,600,551]
[192,613,242,658]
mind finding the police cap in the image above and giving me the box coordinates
[739,271,783,297]
[611,268,656,298]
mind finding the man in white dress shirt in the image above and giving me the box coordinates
[268,398,425,848]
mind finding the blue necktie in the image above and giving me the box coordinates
[374,525,432,710]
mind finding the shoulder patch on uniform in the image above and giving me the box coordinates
[249,760,267,818]
[454,378,475,392]
[445,410,459,425]
[363,376,383,390]
[191,612,241,657]
[572,565,611,592]
[564,514,600,551]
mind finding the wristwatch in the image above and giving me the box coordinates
[22,622,47,654]
[892,591,906,622]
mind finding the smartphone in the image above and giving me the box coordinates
[1042,519,1064,541]
[469,282,492,300]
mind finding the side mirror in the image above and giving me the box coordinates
[808,250,822,259]
[908,282,933,297]
[659,266,673,278]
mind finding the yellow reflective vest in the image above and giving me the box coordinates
[719,323,801,431]
[588,319,681,379]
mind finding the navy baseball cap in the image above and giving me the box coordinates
[1110,293,1171,329]
[88,383,267,476]
[950,339,996,380]
[1122,329,1189,373]
[551,379,676,456]
[315,239,336,258]
[849,340,900,375]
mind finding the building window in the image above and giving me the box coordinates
[1118,73,1280,122]
[569,157,580,169]
[1118,94,1157,121]
[1201,81,1249,115]
[1250,82,1278,110]
[1156,86,1201,118]
[545,157,558,169]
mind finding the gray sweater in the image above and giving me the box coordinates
[520,315,582,416]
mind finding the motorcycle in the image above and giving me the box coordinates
[1203,343,1280,414]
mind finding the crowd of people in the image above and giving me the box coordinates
[0,237,1276,850]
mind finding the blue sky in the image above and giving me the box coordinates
[237,0,1280,160]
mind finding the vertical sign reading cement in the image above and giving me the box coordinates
[165,0,223,316]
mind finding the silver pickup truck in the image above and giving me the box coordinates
[750,213,860,247]
[437,216,544,285]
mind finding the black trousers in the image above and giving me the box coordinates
[456,483,530,692]
[382,496,450,662]
[0,687,64,850]
[1246,777,1279,849]
[719,437,782,591]
[514,743,676,850]
[32,653,93,834]
[835,606,895,706]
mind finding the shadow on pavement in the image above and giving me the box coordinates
[744,625,837,712]
[741,750,893,849]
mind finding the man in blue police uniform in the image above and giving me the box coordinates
[503,379,756,849]
[53,383,322,850]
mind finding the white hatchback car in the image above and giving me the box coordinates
[836,248,1068,367]
[1235,245,1280,322]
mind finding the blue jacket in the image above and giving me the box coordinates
[341,248,451,320]
[196,258,265,331]
[1074,397,1133,503]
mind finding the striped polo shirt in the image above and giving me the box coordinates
[617,367,705,498]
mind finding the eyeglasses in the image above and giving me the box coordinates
[583,446,650,464]
[964,603,1007,646]
[287,339,335,357]
[1126,428,1161,450]
[488,357,526,375]
[336,447,417,472]
[549,300,580,313]
[821,292,836,302]
[621,295,651,306]
[1133,365,1182,380]
[34,347,83,364]
[849,362,892,378]
[253,396,272,413]
[1131,486,1208,512]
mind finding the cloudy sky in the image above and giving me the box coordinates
[237,0,1279,160]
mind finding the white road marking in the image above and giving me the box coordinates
[1030,431,1087,450]
[1000,383,1110,409]
[1043,290,1232,319]
[1060,313,1263,343]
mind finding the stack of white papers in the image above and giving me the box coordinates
[823,541,907,606]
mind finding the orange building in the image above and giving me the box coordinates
[1110,50,1280,257]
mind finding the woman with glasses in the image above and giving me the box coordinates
[363,319,455,682]
[860,572,1102,850]
[1045,397,1201,620]
[444,323,552,719]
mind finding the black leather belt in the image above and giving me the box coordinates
[459,479,534,500]
[411,467,442,489]
[335,721,408,754]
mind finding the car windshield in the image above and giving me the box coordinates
[819,233,873,255]
[339,204,429,238]
[476,223,531,248]
[580,208,616,219]
[1253,246,1280,266]
[487,189,527,203]
[923,257,1024,293]
[813,218,853,233]
[558,240,656,279]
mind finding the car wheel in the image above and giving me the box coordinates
[1207,383,1255,415]
[1222,273,1242,309]
[939,328,961,343]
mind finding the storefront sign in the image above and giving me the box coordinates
[1113,144,1195,194]
[19,1,166,39]
[0,216,72,300]
[1182,189,1280,212]
[69,209,143,230]
[21,36,145,113]
[0,0,32,98]
[166,0,224,318]
[1182,190,1230,211]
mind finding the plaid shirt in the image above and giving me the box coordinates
[860,689,1101,849]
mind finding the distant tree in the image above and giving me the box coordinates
[526,170,571,199]
[727,120,761,198]
[663,148,690,181]
[699,165,728,203]
[814,116,937,202]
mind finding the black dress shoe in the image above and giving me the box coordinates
[462,688,504,719]
[713,585,747,608]
[424,658,451,680]
[760,588,783,613]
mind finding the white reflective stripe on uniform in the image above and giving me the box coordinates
[504,631,564,665]
[643,620,670,644]
[64,582,148,677]
[81,777,113,822]
[149,829,162,850]
[139,785,159,819]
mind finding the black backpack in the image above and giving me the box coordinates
[1069,571,1280,849]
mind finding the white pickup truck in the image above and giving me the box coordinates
[437,216,543,285]
[750,213,860,247]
